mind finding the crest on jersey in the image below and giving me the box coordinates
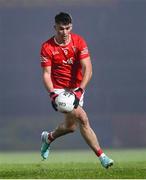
[62,48,68,55]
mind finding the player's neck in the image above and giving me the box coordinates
[54,34,71,46]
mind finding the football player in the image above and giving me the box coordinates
[40,12,113,168]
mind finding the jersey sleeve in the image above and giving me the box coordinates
[40,44,52,67]
[78,37,90,60]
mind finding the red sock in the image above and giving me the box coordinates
[48,132,55,143]
[95,148,103,157]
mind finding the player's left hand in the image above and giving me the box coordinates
[72,87,84,109]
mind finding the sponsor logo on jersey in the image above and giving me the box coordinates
[63,57,73,65]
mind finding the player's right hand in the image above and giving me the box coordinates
[49,92,58,111]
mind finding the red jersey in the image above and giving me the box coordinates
[40,33,90,89]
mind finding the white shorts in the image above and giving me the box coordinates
[54,88,84,107]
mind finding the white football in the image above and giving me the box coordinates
[55,91,75,113]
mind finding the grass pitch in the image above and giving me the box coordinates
[0,149,146,179]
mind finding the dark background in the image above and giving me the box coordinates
[0,0,146,151]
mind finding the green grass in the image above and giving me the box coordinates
[0,149,146,178]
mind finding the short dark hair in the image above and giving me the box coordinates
[55,12,72,25]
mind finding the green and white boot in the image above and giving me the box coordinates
[41,131,50,160]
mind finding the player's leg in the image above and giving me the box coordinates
[71,106,114,168]
[50,113,78,140]
[41,114,78,159]
[71,107,101,153]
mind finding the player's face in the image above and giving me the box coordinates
[54,23,72,42]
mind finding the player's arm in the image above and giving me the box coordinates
[80,56,92,90]
[40,43,54,92]
[42,66,54,92]
[40,44,58,110]
[77,36,92,90]
[42,66,58,111]
[72,37,92,108]
[72,57,92,109]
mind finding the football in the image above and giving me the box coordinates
[55,91,75,113]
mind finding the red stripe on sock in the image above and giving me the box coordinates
[95,148,103,157]
[48,132,55,142]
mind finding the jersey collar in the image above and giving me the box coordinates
[54,34,71,47]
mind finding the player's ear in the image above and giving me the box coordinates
[70,27,72,31]
[70,24,73,31]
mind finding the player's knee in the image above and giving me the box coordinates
[72,108,89,126]
[78,113,89,126]
[80,117,89,127]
